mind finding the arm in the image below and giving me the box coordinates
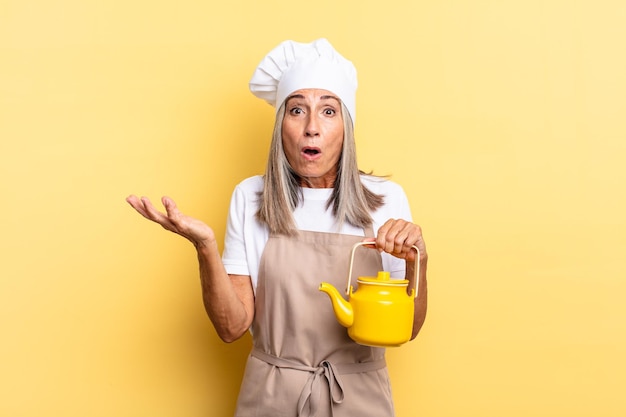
[126,195,254,343]
[373,219,428,340]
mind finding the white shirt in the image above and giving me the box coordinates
[222,175,413,291]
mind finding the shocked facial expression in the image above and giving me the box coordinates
[281,89,344,188]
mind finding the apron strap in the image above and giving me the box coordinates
[251,348,386,417]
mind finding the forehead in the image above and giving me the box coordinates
[285,89,340,104]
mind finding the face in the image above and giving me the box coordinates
[281,89,344,188]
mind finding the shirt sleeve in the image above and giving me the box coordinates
[222,185,250,276]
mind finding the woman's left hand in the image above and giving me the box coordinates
[367,219,427,263]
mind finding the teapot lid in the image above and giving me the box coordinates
[357,271,409,286]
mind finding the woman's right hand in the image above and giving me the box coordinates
[125,195,215,248]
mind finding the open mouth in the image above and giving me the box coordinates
[303,147,321,156]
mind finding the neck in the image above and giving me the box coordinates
[299,175,336,189]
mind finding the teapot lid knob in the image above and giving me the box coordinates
[377,271,390,281]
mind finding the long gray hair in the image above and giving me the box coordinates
[256,102,384,235]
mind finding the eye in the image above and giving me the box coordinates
[289,107,304,115]
[323,108,336,116]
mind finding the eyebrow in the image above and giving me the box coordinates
[285,94,341,103]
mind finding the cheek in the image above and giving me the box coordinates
[328,127,345,153]
[281,136,300,166]
[281,123,298,149]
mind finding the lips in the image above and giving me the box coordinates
[302,146,322,160]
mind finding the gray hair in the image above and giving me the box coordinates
[256,102,384,235]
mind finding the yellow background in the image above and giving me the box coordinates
[1,1,625,416]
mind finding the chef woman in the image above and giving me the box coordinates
[126,38,428,417]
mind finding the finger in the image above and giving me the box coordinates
[376,219,394,253]
[382,219,406,255]
[126,195,152,219]
[377,220,422,260]
[139,196,159,218]
[413,227,427,262]
[126,195,140,210]
[403,225,426,262]
[360,237,377,248]
[162,196,179,218]
[162,196,190,230]
[394,231,415,260]
[381,219,408,255]
[398,221,422,259]
[140,196,176,230]
[388,221,409,256]
[401,223,426,261]
[389,220,409,250]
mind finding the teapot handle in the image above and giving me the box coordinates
[346,241,421,298]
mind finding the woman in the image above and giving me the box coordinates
[127,38,428,417]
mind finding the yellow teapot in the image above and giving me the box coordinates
[319,242,421,348]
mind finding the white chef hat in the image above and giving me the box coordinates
[249,38,358,124]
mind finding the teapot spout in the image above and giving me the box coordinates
[319,282,354,328]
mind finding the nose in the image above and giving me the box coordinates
[305,114,320,137]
